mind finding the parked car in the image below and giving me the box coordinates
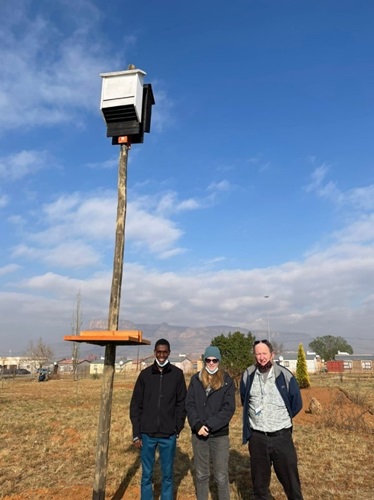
[16,369,31,375]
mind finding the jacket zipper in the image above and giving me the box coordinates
[157,371,163,430]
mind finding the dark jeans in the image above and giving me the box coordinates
[248,429,303,500]
[191,433,230,500]
[140,433,176,500]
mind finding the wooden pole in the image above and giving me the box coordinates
[92,143,129,499]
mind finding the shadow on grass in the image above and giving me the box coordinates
[111,444,254,499]
[111,445,192,500]
[189,447,253,500]
[229,449,253,500]
[111,445,141,500]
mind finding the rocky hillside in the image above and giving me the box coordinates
[87,318,250,357]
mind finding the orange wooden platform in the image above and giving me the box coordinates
[64,329,150,346]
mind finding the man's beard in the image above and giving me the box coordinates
[256,360,273,373]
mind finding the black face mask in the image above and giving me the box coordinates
[256,360,273,373]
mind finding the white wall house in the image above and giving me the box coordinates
[276,352,322,374]
[89,359,134,376]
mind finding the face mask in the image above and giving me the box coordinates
[156,358,169,368]
[205,365,218,375]
[256,360,273,373]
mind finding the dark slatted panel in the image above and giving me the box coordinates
[102,105,138,123]
[105,85,155,144]
[106,121,140,137]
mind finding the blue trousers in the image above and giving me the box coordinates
[140,433,177,500]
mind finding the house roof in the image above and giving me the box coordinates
[277,353,318,361]
[90,359,133,365]
[335,354,374,361]
[141,356,193,364]
[57,358,91,365]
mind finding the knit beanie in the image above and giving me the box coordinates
[203,346,222,361]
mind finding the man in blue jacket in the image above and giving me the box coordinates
[130,338,187,500]
[240,339,303,500]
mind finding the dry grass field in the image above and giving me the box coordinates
[0,372,373,499]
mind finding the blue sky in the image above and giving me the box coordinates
[1,0,374,356]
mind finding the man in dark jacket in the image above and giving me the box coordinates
[240,339,303,500]
[130,338,187,500]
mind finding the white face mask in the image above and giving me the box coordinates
[156,358,169,368]
[205,365,218,375]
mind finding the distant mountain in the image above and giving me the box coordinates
[50,319,309,359]
[87,319,251,358]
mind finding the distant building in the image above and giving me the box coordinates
[0,356,43,374]
[330,354,374,372]
[56,358,91,376]
[90,359,135,375]
[89,354,196,376]
[276,352,323,374]
[141,355,195,374]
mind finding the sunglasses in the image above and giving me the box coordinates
[205,358,219,364]
[254,339,270,345]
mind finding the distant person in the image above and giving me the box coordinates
[240,339,303,499]
[130,338,187,500]
[186,346,235,500]
[38,368,47,382]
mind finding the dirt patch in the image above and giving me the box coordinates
[296,386,374,429]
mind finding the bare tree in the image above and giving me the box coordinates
[71,289,83,381]
[271,340,284,356]
[24,338,54,371]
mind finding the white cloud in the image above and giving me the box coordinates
[8,189,193,265]
[207,180,231,192]
[128,202,184,254]
[246,156,271,173]
[332,214,374,244]
[175,198,202,211]
[115,245,374,348]
[2,228,374,354]
[2,146,374,354]
[343,185,374,211]
[304,163,330,193]
[85,158,118,170]
[13,241,101,268]
[305,162,374,213]
[0,194,9,207]
[0,150,51,180]
[154,192,203,214]
[150,82,174,134]
[0,1,122,131]
[158,247,186,259]
[0,264,21,276]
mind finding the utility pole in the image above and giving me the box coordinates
[92,143,129,499]
[264,295,270,340]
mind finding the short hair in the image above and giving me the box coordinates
[253,339,273,353]
[154,338,170,351]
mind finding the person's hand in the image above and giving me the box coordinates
[133,438,142,449]
[197,425,209,437]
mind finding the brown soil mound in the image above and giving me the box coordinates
[296,386,373,428]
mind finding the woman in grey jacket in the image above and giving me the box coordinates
[186,346,236,500]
